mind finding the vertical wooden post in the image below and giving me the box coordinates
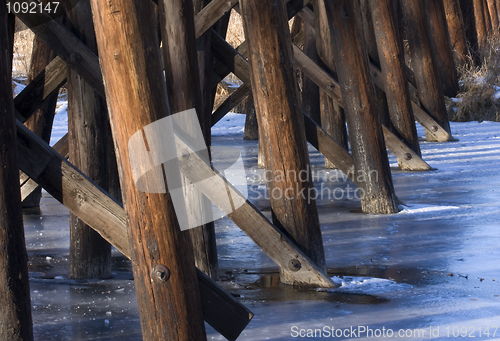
[0,9,34,341]
[427,0,459,97]
[401,0,452,139]
[483,0,494,37]
[443,0,470,67]
[89,0,207,339]
[486,0,499,37]
[323,0,399,214]
[159,0,218,280]
[460,0,480,60]
[243,94,259,140]
[314,0,348,169]
[67,0,116,279]
[474,0,489,50]
[302,15,321,124]
[240,0,327,278]
[359,0,393,129]
[369,0,421,157]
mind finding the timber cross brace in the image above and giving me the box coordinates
[7,0,461,339]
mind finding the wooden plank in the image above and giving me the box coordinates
[212,85,250,126]
[14,56,66,123]
[195,0,239,39]
[411,102,453,141]
[303,115,356,182]
[15,119,252,340]
[382,126,433,171]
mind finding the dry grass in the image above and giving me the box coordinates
[448,39,500,122]
[12,25,34,82]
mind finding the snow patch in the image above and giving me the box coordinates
[398,204,460,214]
[329,276,412,294]
[13,80,26,97]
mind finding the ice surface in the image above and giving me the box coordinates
[23,103,500,340]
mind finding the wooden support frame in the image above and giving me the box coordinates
[299,5,453,143]
[15,118,252,341]
[13,0,336,289]
[210,29,432,172]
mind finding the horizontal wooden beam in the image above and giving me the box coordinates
[15,119,253,340]
[195,0,239,39]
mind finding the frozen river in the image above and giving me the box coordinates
[25,115,500,340]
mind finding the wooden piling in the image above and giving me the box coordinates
[401,0,452,139]
[240,0,327,277]
[89,0,207,339]
[369,0,421,158]
[243,95,259,140]
[323,0,399,214]
[302,14,321,124]
[427,0,459,97]
[159,0,219,280]
[0,9,33,340]
[474,0,489,50]
[66,0,116,280]
[486,0,499,38]
[315,0,348,168]
[443,0,470,67]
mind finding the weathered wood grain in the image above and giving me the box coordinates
[323,0,399,214]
